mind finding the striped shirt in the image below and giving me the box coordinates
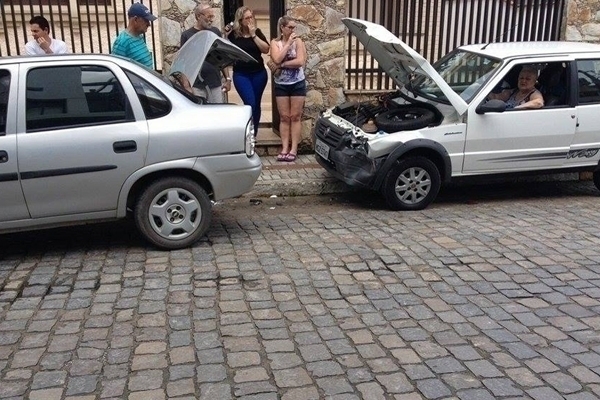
[111,30,153,69]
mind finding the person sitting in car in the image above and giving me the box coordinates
[488,65,544,109]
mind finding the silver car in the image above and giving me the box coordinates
[0,31,261,249]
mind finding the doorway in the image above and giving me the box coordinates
[224,0,284,132]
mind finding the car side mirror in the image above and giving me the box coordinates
[476,99,507,114]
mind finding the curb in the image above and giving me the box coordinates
[245,154,356,198]
[245,177,353,198]
[247,155,590,199]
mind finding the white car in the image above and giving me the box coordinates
[0,31,261,249]
[314,18,600,210]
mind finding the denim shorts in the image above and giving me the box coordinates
[274,80,307,97]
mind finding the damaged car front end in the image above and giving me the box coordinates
[314,95,448,188]
[313,17,496,210]
[314,103,383,189]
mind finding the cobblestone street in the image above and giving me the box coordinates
[1,181,600,399]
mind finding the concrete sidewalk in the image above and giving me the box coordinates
[246,154,352,198]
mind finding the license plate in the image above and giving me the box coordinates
[315,139,330,161]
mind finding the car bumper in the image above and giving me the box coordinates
[313,120,383,189]
[195,153,262,200]
[315,149,383,190]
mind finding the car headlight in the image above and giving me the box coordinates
[245,119,255,157]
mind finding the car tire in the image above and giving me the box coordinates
[594,170,600,192]
[381,156,441,211]
[134,177,211,250]
[375,106,436,132]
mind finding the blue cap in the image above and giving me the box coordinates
[128,3,157,22]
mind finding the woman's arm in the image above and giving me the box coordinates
[269,39,288,65]
[515,90,544,109]
[253,29,270,54]
[280,38,306,69]
[487,89,511,101]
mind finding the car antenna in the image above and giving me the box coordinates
[482,24,518,50]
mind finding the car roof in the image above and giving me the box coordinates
[0,53,132,66]
[459,41,600,60]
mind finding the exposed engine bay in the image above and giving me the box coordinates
[330,91,444,134]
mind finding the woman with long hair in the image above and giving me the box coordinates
[226,6,270,131]
[268,16,307,162]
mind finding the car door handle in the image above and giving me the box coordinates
[0,151,8,163]
[113,140,137,153]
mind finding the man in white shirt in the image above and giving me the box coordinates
[25,16,69,55]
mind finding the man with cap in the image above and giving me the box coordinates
[111,2,157,69]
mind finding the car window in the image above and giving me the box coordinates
[0,70,9,135]
[26,65,133,132]
[577,59,600,104]
[482,62,568,110]
[124,70,171,119]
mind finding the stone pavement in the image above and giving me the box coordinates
[1,175,600,399]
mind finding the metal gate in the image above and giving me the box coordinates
[346,0,566,91]
[0,0,162,71]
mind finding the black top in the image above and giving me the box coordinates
[180,26,222,89]
[227,28,267,74]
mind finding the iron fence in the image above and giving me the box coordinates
[346,0,566,91]
[0,0,162,71]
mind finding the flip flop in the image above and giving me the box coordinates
[284,153,297,162]
[276,152,288,162]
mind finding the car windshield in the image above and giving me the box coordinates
[410,49,501,104]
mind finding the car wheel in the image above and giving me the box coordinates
[594,170,600,192]
[134,177,211,250]
[381,157,441,211]
[375,106,436,132]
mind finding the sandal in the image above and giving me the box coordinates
[276,152,288,162]
[284,153,297,162]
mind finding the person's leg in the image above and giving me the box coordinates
[193,87,207,99]
[288,95,306,158]
[207,86,224,103]
[276,94,292,159]
[233,72,254,108]
[250,69,268,128]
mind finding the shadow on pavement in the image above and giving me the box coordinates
[0,220,145,258]
[302,179,599,211]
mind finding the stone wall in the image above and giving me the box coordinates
[566,0,600,41]
[284,1,347,147]
[159,0,225,72]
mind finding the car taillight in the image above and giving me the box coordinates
[245,120,255,157]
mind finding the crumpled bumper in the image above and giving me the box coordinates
[315,133,384,190]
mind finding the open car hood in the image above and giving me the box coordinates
[170,30,256,85]
[343,18,468,115]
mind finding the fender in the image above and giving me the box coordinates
[372,139,452,190]
[116,158,198,217]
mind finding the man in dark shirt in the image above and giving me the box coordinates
[180,4,231,103]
